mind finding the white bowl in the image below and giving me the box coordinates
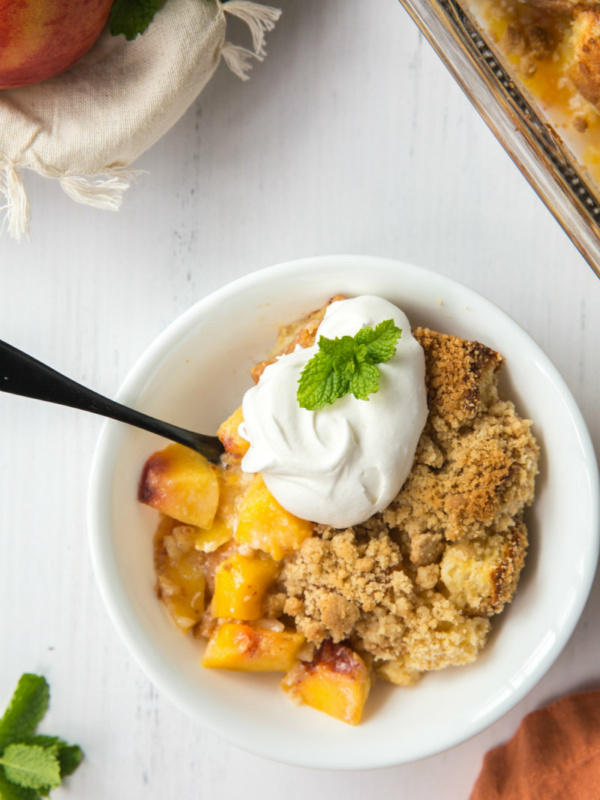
[88,255,599,770]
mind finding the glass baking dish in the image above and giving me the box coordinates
[397,0,600,276]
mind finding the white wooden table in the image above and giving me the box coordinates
[1,1,599,797]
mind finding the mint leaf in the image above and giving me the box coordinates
[0,676,83,798]
[54,743,82,779]
[0,676,49,752]
[25,737,83,778]
[0,745,60,792]
[109,0,164,40]
[0,768,38,800]
[357,319,403,363]
[296,350,345,411]
[348,360,379,401]
[297,319,402,410]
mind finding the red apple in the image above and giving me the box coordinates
[0,0,114,90]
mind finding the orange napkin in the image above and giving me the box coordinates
[469,689,600,799]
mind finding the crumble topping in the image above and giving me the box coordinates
[278,326,538,683]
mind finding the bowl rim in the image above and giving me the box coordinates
[88,254,600,769]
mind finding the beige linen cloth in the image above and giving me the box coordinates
[0,0,280,240]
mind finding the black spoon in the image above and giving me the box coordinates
[0,339,225,464]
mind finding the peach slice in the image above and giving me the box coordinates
[235,474,313,560]
[202,622,305,671]
[194,466,252,553]
[282,641,371,725]
[193,520,233,554]
[217,406,250,457]
[211,552,279,620]
[139,443,219,529]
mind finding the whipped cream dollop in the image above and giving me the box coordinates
[239,296,428,528]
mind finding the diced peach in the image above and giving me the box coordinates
[194,464,253,553]
[154,520,207,633]
[138,443,219,529]
[218,462,253,514]
[217,406,249,456]
[194,519,233,553]
[202,622,305,671]
[211,552,279,620]
[281,641,371,725]
[235,474,313,560]
[158,570,206,634]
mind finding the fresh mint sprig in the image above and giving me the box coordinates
[109,0,212,40]
[0,675,82,799]
[297,319,402,411]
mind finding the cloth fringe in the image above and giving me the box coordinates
[0,159,30,243]
[222,1,281,58]
[59,168,144,211]
[221,0,281,80]
[0,162,142,242]
[221,42,258,82]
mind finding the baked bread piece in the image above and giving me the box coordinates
[440,518,528,616]
[279,322,538,684]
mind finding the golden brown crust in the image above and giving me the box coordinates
[413,327,503,428]
[389,329,538,544]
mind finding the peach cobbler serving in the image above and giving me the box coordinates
[138,295,539,725]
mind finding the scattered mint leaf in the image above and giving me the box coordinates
[0,768,38,800]
[25,737,83,779]
[109,0,165,40]
[0,677,49,753]
[0,675,83,799]
[54,744,82,780]
[297,320,402,410]
[0,746,60,793]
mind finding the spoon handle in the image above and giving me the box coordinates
[0,340,224,464]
